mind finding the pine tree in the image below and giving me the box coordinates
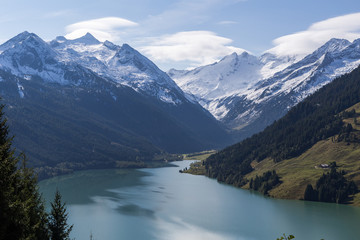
[17,158,49,240]
[0,103,49,239]
[48,189,73,240]
[0,103,19,239]
[303,184,318,201]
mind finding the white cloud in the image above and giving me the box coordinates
[140,31,246,68]
[65,17,138,42]
[268,12,360,58]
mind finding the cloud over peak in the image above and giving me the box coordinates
[267,12,360,58]
[140,31,246,68]
[65,17,138,42]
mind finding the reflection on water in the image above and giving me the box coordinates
[39,161,360,240]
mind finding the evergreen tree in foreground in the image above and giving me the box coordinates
[0,103,49,239]
[48,189,73,240]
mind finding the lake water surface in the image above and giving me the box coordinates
[39,161,360,240]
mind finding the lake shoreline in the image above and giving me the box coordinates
[36,159,181,181]
[182,159,360,207]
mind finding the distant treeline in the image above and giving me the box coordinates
[36,153,182,180]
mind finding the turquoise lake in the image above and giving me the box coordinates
[39,161,360,240]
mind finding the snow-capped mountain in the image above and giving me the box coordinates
[50,33,185,105]
[168,52,263,119]
[0,32,231,169]
[0,32,66,83]
[169,38,360,139]
[0,31,186,105]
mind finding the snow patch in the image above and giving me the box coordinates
[207,101,229,120]
[17,82,24,98]
[157,88,182,105]
[23,74,32,80]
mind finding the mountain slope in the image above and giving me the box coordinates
[170,38,360,140]
[201,65,360,203]
[245,131,360,205]
[0,32,231,173]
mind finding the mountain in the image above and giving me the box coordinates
[168,52,263,120]
[169,38,360,140]
[50,34,187,105]
[201,65,360,204]
[0,32,231,175]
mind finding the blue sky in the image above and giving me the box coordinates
[1,0,360,70]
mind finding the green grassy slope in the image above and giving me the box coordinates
[244,102,360,203]
[244,138,360,205]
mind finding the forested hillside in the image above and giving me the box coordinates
[204,65,360,193]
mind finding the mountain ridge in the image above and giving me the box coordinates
[169,38,360,140]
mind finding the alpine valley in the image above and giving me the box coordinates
[2,31,360,184]
[0,31,231,178]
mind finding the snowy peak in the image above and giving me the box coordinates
[219,52,239,64]
[1,31,33,47]
[114,43,172,80]
[170,51,263,100]
[0,31,60,76]
[68,33,101,45]
[169,51,265,119]
[297,38,351,65]
[317,38,351,54]
[218,51,260,69]
[0,31,49,52]
[50,33,103,52]
[51,33,101,45]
